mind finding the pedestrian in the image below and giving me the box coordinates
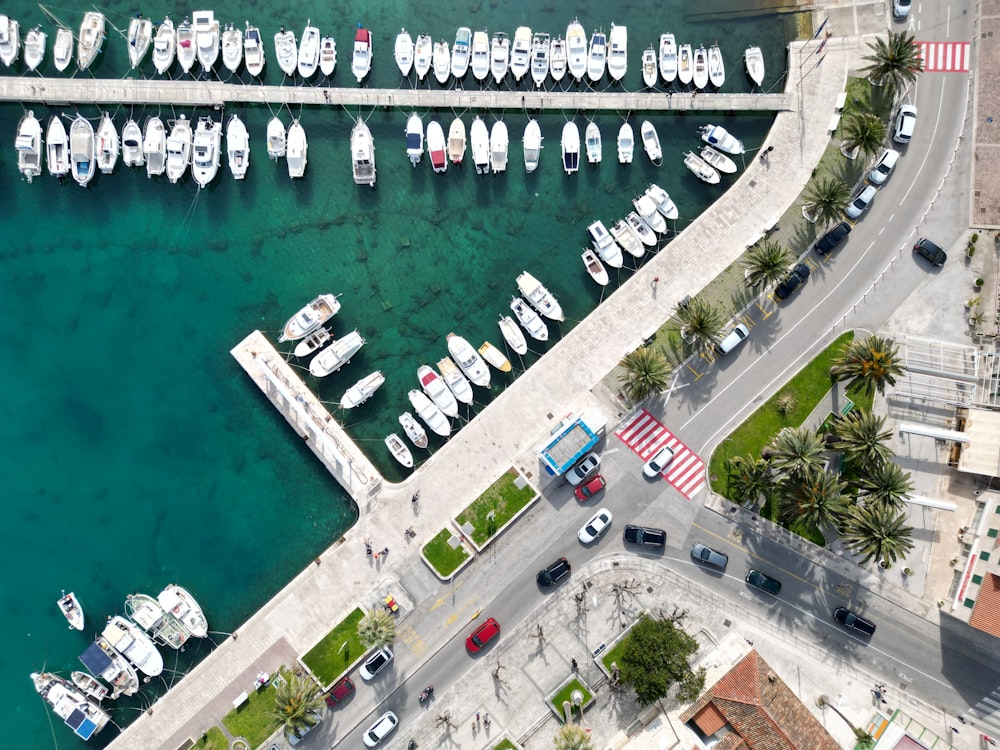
[476,712,480,724]
[651,276,660,289]
[484,715,491,728]
[472,721,477,732]
[382,547,389,556]
[373,552,380,560]
[952,727,961,734]
[766,145,774,154]
[571,658,578,672]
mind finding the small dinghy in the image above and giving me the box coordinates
[293,327,331,358]
[640,120,661,166]
[699,123,745,154]
[384,434,414,468]
[700,144,738,174]
[745,45,764,87]
[498,315,527,355]
[693,44,708,89]
[617,122,634,164]
[582,248,609,287]
[58,591,84,630]
[641,46,657,88]
[399,411,428,449]
[707,42,724,88]
[478,341,512,373]
[684,150,721,184]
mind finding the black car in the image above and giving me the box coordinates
[536,557,572,587]
[774,263,811,300]
[833,606,876,636]
[745,569,782,595]
[814,222,851,255]
[913,238,947,266]
[623,525,666,548]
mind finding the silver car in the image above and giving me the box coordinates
[566,452,600,486]
[691,543,728,570]
[845,184,877,219]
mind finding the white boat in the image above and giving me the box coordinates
[351,24,372,83]
[549,36,567,81]
[79,637,139,699]
[432,39,450,85]
[293,327,330,358]
[31,672,111,741]
[640,120,662,165]
[46,116,70,179]
[15,111,42,183]
[266,116,285,159]
[700,144,737,173]
[413,34,432,81]
[641,46,657,88]
[157,583,208,638]
[498,315,527,355]
[385,434,414,468]
[221,23,243,73]
[227,114,249,179]
[297,22,320,78]
[516,271,564,321]
[57,591,84,630]
[418,364,459,418]
[479,341,511,372]
[587,29,606,82]
[405,112,424,167]
[192,9,219,72]
[286,119,307,179]
[191,116,222,188]
[274,25,296,77]
[684,150,721,184]
[96,113,118,175]
[122,119,144,168]
[693,44,708,89]
[399,412,428,449]
[77,12,105,71]
[510,26,531,82]
[448,117,466,164]
[408,389,451,437]
[436,356,474,404]
[646,183,679,219]
[152,17,175,75]
[607,24,627,81]
[125,592,190,650]
[470,115,489,175]
[523,119,542,173]
[744,45,764,86]
[708,42,725,88]
[128,15,152,69]
[53,27,73,71]
[659,33,677,84]
[633,193,667,234]
[490,120,509,173]
[279,293,340,342]
[351,117,376,187]
[244,23,264,77]
[530,32,549,88]
[451,26,471,79]
[470,29,489,82]
[510,295,549,340]
[626,210,658,246]
[395,28,413,76]
[176,17,196,74]
[617,122,634,164]
[566,19,587,81]
[318,36,336,76]
[447,333,491,388]
[143,115,166,177]
[561,121,580,175]
[23,26,45,71]
[70,115,95,187]
[677,43,693,85]
[103,615,164,678]
[587,219,623,268]
[699,123,745,154]
[609,219,645,258]
[490,31,509,84]
[340,371,385,409]
[309,330,366,377]
[427,120,447,173]
[582,249,609,286]
[70,670,109,702]
[585,121,601,164]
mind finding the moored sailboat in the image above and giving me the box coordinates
[128,15,152,69]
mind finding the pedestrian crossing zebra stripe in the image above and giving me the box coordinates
[917,41,970,73]
[615,410,706,499]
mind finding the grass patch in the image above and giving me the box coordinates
[422,527,471,578]
[190,726,228,750]
[301,607,366,686]
[455,468,536,545]
[492,740,518,750]
[221,683,279,749]
[549,678,593,721]
[601,638,629,674]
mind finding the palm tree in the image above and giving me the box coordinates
[358,608,396,650]
[674,296,725,353]
[618,347,673,404]
[554,724,594,750]
[831,334,904,397]
[779,468,848,530]
[802,176,851,228]
[817,695,876,748]
[769,427,827,482]
[857,461,913,512]
[841,113,888,162]
[861,31,924,103]
[841,502,914,567]
[743,240,793,292]
[727,455,775,507]
[833,410,894,471]
[270,669,325,742]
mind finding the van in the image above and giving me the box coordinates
[715,323,750,355]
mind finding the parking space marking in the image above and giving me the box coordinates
[615,410,706,499]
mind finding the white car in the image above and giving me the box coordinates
[893,0,911,18]
[642,446,675,478]
[893,105,917,144]
[578,508,612,543]
[287,710,323,746]
[566,452,600,487]
[868,148,900,185]
[359,647,393,680]
[363,711,399,748]
[845,184,877,219]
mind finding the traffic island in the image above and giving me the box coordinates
[547,676,595,722]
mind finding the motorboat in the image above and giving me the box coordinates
[351,117,376,187]
[340,371,385,409]
[498,315,527,355]
[432,39,450,85]
[297,21,319,78]
[523,119,542,173]
[490,120,509,174]
[293,327,330,358]
[510,296,549,341]
[152,17,175,75]
[427,120,447,173]
[582,249,609,286]
[157,584,208,638]
[659,33,677,84]
[128,15,152,69]
[23,26,45,71]
[77,12,105,71]
[274,25,296,76]
[587,219,624,268]
[451,26,471,79]
[566,19,586,81]
[699,123,745,154]
[46,116,70,179]
[71,670,109,702]
[677,43,693,85]
[266,116,285,159]
[222,23,243,73]
[399,411,428,449]
[413,34,432,81]
[125,592,190,650]
[192,10,220,72]
[122,119,144,168]
[286,120,307,178]
[279,293,341,342]
[70,115,96,187]
[351,24,372,83]
[700,144,737,173]
[587,29,606,82]
[408,388,451,437]
[561,121,580,175]
[95,113,118,175]
[176,17,196,74]
[102,615,164,677]
[470,29,489,82]
[309,330,366,377]
[395,28,413,76]
[693,44,708,89]
[641,46,657,88]
[31,672,111,741]
[470,115,489,175]
[626,210,658,246]
[708,42,725,88]
[385,434,414,468]
[516,271,564,321]
[418,364,459,417]
[227,114,249,179]
[745,45,764,86]
[446,333,491,388]
[78,637,139,698]
[607,24,627,81]
[448,117,466,164]
[530,31,549,88]
[319,36,336,76]
[684,150,721,184]
[509,26,531,82]
[53,27,73,71]
[549,36,567,82]
[244,23,264,76]
[436,356,474,404]
[143,115,166,177]
[57,591,84,630]
[490,31,509,84]
[191,116,222,187]
[585,121,601,164]
[646,183,679,220]
[479,341,512,372]
[164,115,191,184]
[633,193,667,234]
[640,120,662,165]
[609,219,645,258]
[617,121,634,164]
[15,111,42,183]
[405,112,424,167]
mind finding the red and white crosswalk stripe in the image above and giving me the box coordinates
[615,410,706,499]
[917,41,970,73]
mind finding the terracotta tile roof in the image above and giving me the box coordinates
[692,703,728,735]
[970,573,1000,637]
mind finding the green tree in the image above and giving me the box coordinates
[831,334,904,397]
[674,296,725,353]
[554,725,594,750]
[769,428,827,482]
[802,176,851,229]
[358,608,396,650]
[618,346,673,404]
[841,503,914,567]
[743,240,793,293]
[856,461,914,512]
[269,670,324,743]
[833,410,894,471]
[861,31,924,103]
[617,613,701,706]
[727,455,775,507]
[779,468,848,530]
[841,113,888,162]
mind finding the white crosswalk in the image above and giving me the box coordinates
[615,410,705,499]
[917,41,970,73]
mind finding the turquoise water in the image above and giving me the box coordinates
[0,0,792,746]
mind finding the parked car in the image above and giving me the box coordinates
[566,452,600,487]
[893,0,911,18]
[574,474,607,501]
[814,221,851,255]
[325,676,355,706]
[288,710,323,746]
[774,263,811,300]
[623,524,666,548]
[845,184,877,219]
[893,104,917,144]
[745,569,782,595]
[536,557,572,587]
[578,508,613,543]
[363,711,399,748]
[912,237,947,266]
[833,606,876,636]
[642,445,675,478]
[691,543,728,571]
[359,647,393,680]
[868,148,900,185]
[466,617,501,652]
[715,323,750,356]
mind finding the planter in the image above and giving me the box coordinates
[975,278,985,289]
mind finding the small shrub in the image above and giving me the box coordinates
[968,245,976,257]
[976,278,985,288]
[775,393,798,416]
[971,232,979,243]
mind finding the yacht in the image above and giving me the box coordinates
[23,26,45,71]
[642,46,657,88]
[699,123,745,154]
[192,10,219,72]
[684,150,721,184]
[640,120,662,165]
[470,115,489,174]
[309,330,366,377]
[626,210,658,246]
[53,27,73,71]
[157,583,208,638]
[96,112,118,175]
[127,15,152,69]
[498,315,528,355]
[286,119,307,179]
[677,42,693,85]
[549,36,567,82]
[31,672,111,741]
[351,117,376,186]
[394,28,413,76]
[152,17,175,75]
[77,12,105,71]
[340,371,385,409]
[609,219,645,258]
[617,122,634,164]
[405,112,424,167]
[633,193,667,234]
[176,17,196,74]
[279,293,340,342]
[587,219,623,268]
[659,33,677,84]
[447,117,466,164]
[221,23,242,73]
[125,593,190,650]
[143,115,166,177]
[413,34,431,81]
[451,26,471,79]
[693,44,708,89]
[274,25,296,76]
[0,15,19,67]
[46,115,70,179]
[585,121,601,164]
[244,23,264,76]
[516,271,564,321]
[297,21,319,78]
[561,121,580,175]
[446,333,491,388]
[122,119,144,168]
[587,29,606,82]
[489,31,509,84]
[530,32,549,88]
[318,36,336,76]
[417,364,459,418]
[509,26,531,82]
[266,116,285,159]
[607,24,627,81]
[432,39,450,85]
[744,45,764,86]
[351,24,372,83]
[399,412,428,449]
[490,120,508,173]
[427,120,447,173]
[15,110,42,182]
[700,144,738,173]
[191,116,222,188]
[510,295,549,341]
[522,119,542,173]
[385,434,414,468]
[582,249,609,287]
[102,615,164,678]
[408,389,451,437]
[470,29,489,82]
[70,115,95,187]
[646,183,679,220]
[708,42,725,87]
[165,114,193,183]
[565,19,587,82]
[436,356,475,404]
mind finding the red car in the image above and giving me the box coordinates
[325,676,355,706]
[574,474,606,501]
[466,617,501,653]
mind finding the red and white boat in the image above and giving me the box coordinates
[351,24,372,82]
[427,120,447,173]
[418,365,458,417]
